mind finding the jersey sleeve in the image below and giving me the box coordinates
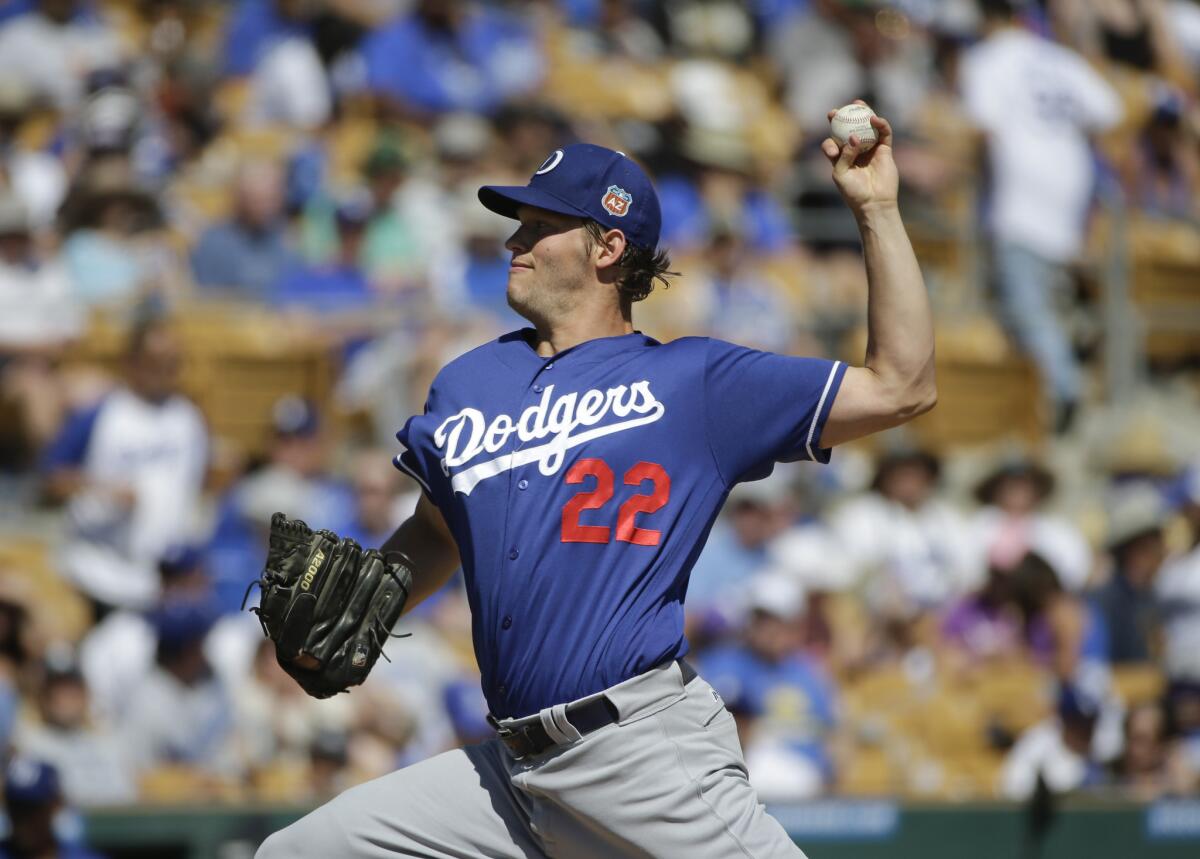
[39,401,103,473]
[393,375,446,501]
[394,412,436,499]
[703,339,846,485]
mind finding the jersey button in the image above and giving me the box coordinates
[533,384,544,393]
[545,362,554,370]
[502,616,512,630]
[518,479,528,490]
[509,548,519,560]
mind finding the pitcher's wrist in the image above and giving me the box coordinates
[853,199,901,226]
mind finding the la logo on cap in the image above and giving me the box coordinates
[602,185,632,217]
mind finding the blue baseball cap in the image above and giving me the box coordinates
[149,595,218,648]
[478,143,662,250]
[4,758,61,806]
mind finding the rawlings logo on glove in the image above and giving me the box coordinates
[243,513,413,699]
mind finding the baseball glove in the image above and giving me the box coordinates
[243,512,414,699]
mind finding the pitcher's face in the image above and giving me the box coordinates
[504,206,593,323]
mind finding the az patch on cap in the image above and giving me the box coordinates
[602,185,632,217]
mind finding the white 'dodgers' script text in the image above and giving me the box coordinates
[434,382,666,495]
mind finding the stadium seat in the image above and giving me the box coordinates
[251,760,313,804]
[1129,231,1200,364]
[0,539,92,643]
[64,307,336,459]
[138,765,242,804]
[1110,664,1166,707]
[842,321,1043,446]
[837,745,897,796]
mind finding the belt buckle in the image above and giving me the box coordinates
[489,714,532,759]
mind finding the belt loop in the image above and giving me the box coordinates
[552,703,583,742]
[539,704,576,745]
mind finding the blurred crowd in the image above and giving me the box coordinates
[1,0,1200,851]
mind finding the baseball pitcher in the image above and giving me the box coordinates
[252,104,934,857]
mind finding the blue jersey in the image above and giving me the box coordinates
[396,329,845,717]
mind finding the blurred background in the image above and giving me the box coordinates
[0,0,1199,856]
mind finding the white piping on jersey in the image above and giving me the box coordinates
[393,451,431,494]
[433,381,667,496]
[804,360,842,461]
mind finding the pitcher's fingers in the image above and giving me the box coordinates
[870,114,894,148]
[836,136,864,172]
[821,138,841,162]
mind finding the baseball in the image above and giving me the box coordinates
[830,103,878,150]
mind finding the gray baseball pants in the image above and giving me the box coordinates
[256,660,806,858]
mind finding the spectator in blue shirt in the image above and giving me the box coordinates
[698,572,839,800]
[360,0,543,116]
[1091,490,1169,664]
[687,472,798,641]
[272,192,373,315]
[692,222,794,353]
[191,160,298,300]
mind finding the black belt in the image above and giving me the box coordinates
[491,660,698,759]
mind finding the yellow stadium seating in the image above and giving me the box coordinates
[837,745,897,796]
[844,321,1044,447]
[1131,252,1200,364]
[839,658,1053,800]
[0,538,92,643]
[1110,664,1166,707]
[251,760,313,805]
[138,765,243,805]
[64,307,336,459]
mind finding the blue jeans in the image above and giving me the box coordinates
[993,242,1081,405]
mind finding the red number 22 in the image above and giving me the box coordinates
[562,459,670,546]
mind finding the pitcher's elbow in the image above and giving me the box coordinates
[896,383,937,422]
[914,384,938,416]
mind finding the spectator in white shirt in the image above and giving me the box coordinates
[245,34,332,130]
[41,318,208,616]
[119,594,240,786]
[960,0,1122,432]
[971,458,1094,591]
[1158,466,1200,682]
[78,546,212,725]
[1001,683,1105,799]
[0,79,67,230]
[770,0,934,136]
[832,449,982,621]
[0,0,123,113]
[13,646,136,807]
